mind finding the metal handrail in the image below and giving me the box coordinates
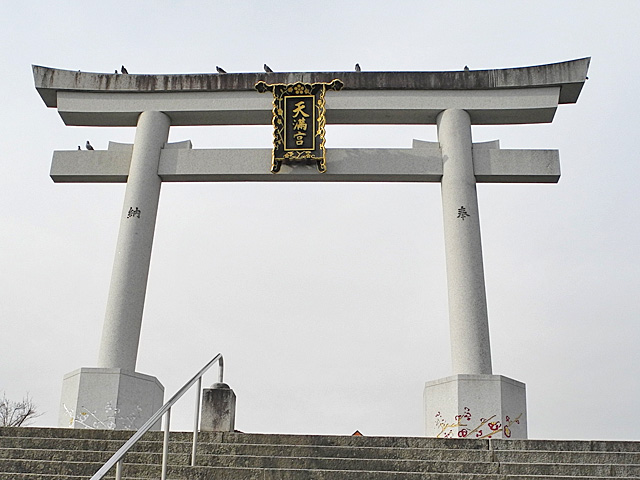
[90,353,224,480]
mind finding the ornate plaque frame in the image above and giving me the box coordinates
[256,79,343,173]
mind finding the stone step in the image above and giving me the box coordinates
[0,475,102,480]
[493,439,640,453]
[175,467,510,480]
[5,428,640,453]
[189,442,640,465]
[0,427,150,441]
[0,456,498,475]
[0,470,567,480]
[193,443,493,462]
[502,462,640,477]
[191,456,640,477]
[132,464,640,480]
[0,440,495,462]
[495,450,640,464]
[0,475,634,480]
[0,475,151,480]
[195,455,499,474]
[0,447,187,465]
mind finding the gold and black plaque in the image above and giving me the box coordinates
[256,79,343,173]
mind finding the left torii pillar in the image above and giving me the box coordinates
[59,111,168,429]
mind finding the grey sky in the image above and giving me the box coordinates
[1,1,638,440]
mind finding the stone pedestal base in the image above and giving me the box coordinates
[58,368,164,430]
[424,374,527,439]
[200,383,236,432]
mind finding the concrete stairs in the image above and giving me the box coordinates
[1,427,639,479]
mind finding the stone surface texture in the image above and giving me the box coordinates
[97,111,170,371]
[438,109,492,375]
[200,383,237,432]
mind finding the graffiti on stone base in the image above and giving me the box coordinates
[435,407,522,439]
[63,402,142,430]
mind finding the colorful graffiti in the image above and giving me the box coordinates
[435,407,522,439]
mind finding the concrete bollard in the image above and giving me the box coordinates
[200,383,236,432]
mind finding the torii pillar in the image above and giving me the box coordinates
[425,109,525,439]
[58,111,169,429]
[33,58,589,433]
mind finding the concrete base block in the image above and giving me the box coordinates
[200,383,236,432]
[58,367,164,430]
[424,374,527,439]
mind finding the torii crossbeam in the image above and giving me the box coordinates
[34,58,589,435]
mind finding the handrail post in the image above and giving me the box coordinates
[115,459,122,480]
[191,376,202,466]
[218,356,224,383]
[161,408,171,480]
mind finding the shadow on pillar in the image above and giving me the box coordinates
[200,382,236,432]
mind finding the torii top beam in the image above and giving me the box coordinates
[33,58,589,127]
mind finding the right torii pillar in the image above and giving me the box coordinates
[424,108,526,439]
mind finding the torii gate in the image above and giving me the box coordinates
[34,58,589,436]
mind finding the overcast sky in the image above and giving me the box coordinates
[1,1,639,441]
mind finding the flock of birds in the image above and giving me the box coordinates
[217,63,363,74]
[112,64,365,76]
[112,63,474,75]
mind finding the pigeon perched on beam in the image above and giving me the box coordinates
[216,66,226,74]
[355,63,361,72]
[86,141,94,150]
[464,65,470,71]
[264,64,273,73]
[121,65,128,74]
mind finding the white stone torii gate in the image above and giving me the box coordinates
[34,58,589,435]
